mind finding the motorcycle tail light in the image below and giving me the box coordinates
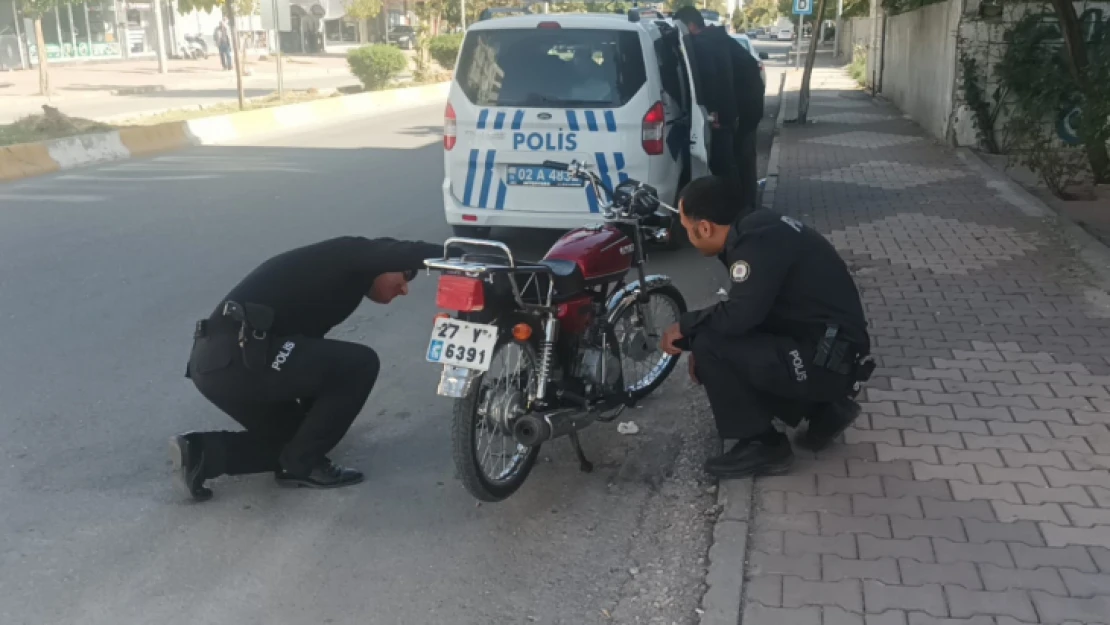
[436,275,484,311]
[642,101,665,155]
[444,102,457,151]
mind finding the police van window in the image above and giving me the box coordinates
[455,28,647,108]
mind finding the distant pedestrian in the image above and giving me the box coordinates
[215,20,232,70]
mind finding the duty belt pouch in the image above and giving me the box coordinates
[222,300,276,370]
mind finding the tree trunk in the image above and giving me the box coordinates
[34,18,49,96]
[227,5,246,110]
[797,0,829,123]
[1049,0,1109,182]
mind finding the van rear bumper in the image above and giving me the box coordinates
[442,180,607,231]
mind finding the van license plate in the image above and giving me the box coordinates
[506,165,584,188]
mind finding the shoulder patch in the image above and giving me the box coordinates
[781,215,804,232]
[730,260,751,283]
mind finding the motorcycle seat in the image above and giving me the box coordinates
[538,259,585,297]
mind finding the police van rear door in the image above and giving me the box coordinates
[674,21,711,180]
[447,19,658,214]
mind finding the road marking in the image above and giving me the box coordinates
[0,193,106,203]
[56,174,220,181]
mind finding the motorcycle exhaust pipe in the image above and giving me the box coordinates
[513,409,596,447]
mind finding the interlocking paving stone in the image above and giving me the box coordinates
[730,68,1110,625]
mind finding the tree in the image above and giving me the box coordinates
[1047,0,1109,182]
[344,0,383,21]
[178,0,258,109]
[18,0,82,96]
[796,0,829,123]
[743,0,779,26]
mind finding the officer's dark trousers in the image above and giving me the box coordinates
[709,127,742,198]
[691,330,851,440]
[188,334,380,477]
[733,128,759,210]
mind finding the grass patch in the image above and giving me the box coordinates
[0,107,114,147]
[849,45,868,87]
[117,89,342,126]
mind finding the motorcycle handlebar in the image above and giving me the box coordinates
[542,159,664,220]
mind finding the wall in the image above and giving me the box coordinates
[836,16,873,62]
[878,0,961,141]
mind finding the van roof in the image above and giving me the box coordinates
[468,13,654,33]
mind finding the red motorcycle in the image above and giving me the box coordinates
[422,160,689,502]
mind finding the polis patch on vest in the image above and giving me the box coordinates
[730,260,750,283]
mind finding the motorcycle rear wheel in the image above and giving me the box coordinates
[452,336,541,502]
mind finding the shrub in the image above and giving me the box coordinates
[347,45,408,91]
[849,44,868,87]
[429,34,464,70]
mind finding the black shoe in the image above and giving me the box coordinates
[796,397,862,452]
[275,460,364,489]
[704,432,794,479]
[169,433,213,502]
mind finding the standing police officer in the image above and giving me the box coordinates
[660,177,874,478]
[172,235,442,501]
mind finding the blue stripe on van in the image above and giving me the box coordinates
[462,149,480,207]
[614,152,629,182]
[511,110,525,130]
[566,111,580,131]
[493,111,506,130]
[585,111,599,132]
[604,111,617,132]
[495,180,508,210]
[478,150,497,208]
[595,153,613,198]
[477,109,489,130]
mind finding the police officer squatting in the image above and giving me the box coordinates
[660,176,875,479]
[172,236,444,501]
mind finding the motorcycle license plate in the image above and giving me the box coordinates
[426,318,498,372]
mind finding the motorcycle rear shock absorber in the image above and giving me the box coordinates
[531,313,559,404]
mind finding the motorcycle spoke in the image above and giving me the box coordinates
[616,294,681,393]
[474,341,533,484]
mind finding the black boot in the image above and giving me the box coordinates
[796,397,862,452]
[275,459,364,489]
[169,432,213,502]
[704,431,794,479]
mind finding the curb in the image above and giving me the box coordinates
[958,147,1110,296]
[698,69,790,625]
[0,81,450,183]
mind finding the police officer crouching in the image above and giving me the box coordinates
[172,236,443,501]
[660,177,875,478]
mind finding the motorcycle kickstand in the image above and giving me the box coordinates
[568,431,593,473]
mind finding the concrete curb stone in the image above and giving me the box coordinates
[0,81,450,182]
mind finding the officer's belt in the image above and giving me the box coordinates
[194,300,275,341]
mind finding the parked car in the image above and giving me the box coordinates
[388,25,415,50]
[731,33,768,89]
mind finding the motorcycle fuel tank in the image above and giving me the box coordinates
[543,225,634,282]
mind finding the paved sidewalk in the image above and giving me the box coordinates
[738,67,1110,624]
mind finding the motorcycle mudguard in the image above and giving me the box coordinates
[604,274,674,325]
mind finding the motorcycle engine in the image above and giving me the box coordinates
[574,343,622,394]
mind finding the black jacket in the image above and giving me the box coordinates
[213,236,442,338]
[679,209,870,353]
[696,25,765,134]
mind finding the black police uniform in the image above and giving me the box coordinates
[679,209,871,444]
[179,236,442,496]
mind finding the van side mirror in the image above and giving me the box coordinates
[759,52,769,60]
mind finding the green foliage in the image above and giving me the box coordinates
[176,0,257,16]
[429,34,464,70]
[17,0,78,19]
[849,43,868,86]
[343,0,382,20]
[881,0,945,17]
[959,52,1004,154]
[347,44,408,91]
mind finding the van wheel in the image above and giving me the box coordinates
[452,225,492,239]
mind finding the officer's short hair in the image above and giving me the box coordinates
[673,6,706,28]
[679,176,740,226]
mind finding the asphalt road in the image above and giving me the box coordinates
[0,69,782,625]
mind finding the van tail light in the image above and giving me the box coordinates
[444,102,457,151]
[436,275,485,312]
[642,101,665,155]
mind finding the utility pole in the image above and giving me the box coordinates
[868,0,880,91]
[152,0,168,74]
[833,0,842,59]
[795,13,804,69]
[460,0,466,29]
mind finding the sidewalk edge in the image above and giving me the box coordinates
[0,81,450,183]
[957,147,1110,294]
[761,71,788,211]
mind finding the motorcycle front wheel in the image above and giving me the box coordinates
[451,336,541,502]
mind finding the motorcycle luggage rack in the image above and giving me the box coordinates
[424,237,558,311]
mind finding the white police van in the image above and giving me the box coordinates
[441,10,710,239]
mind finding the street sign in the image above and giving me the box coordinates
[794,0,814,15]
[261,0,293,32]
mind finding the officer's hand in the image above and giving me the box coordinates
[660,323,684,356]
[688,354,700,385]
